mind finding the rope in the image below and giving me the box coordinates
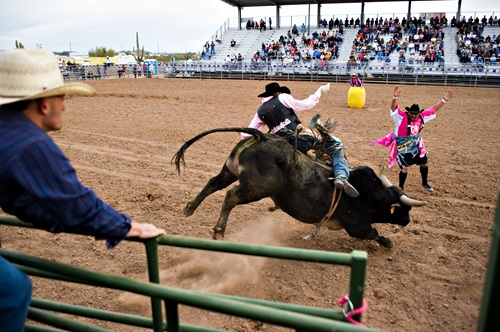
[338,294,368,327]
[317,185,342,227]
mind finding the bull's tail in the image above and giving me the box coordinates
[172,127,268,174]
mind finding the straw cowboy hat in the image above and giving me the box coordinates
[0,49,95,106]
[258,82,291,97]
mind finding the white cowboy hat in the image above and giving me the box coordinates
[0,49,95,106]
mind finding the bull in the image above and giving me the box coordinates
[173,127,427,248]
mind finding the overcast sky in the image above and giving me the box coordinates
[0,0,497,54]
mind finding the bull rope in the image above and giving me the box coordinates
[317,186,342,227]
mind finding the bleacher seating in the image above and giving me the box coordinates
[209,28,275,62]
[454,23,500,65]
[205,24,348,69]
[187,15,500,80]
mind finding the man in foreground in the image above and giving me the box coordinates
[0,49,165,331]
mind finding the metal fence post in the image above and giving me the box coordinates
[477,191,500,332]
[348,250,368,323]
[144,239,165,332]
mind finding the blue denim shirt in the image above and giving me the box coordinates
[0,110,131,248]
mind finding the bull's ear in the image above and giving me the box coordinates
[390,203,400,214]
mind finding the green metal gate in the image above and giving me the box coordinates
[0,215,381,332]
[477,190,500,332]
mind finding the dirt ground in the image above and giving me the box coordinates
[1,78,499,331]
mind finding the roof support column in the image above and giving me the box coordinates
[361,1,365,25]
[407,1,412,22]
[238,6,242,30]
[276,6,281,29]
[457,0,462,19]
[307,0,311,34]
[317,4,321,28]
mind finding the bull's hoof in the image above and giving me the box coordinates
[184,202,195,217]
[302,233,316,241]
[212,227,225,240]
[212,232,225,240]
[268,205,280,212]
[302,226,320,241]
[378,237,393,248]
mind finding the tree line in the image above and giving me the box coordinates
[15,32,194,62]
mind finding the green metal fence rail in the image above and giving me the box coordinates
[0,215,377,332]
[477,191,500,332]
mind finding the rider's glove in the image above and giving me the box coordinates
[314,83,330,97]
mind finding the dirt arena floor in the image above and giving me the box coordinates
[1,78,499,331]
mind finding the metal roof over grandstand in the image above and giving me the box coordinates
[220,0,445,7]
[221,0,462,30]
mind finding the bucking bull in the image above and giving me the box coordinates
[173,127,427,248]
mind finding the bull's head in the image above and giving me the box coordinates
[379,166,427,226]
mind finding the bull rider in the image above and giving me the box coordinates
[241,82,359,198]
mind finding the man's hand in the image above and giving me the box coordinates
[126,222,166,239]
[443,90,453,101]
[393,85,401,98]
[316,83,330,96]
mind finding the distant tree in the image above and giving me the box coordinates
[147,53,194,62]
[88,47,116,57]
[147,55,170,62]
[15,40,24,49]
[133,32,145,63]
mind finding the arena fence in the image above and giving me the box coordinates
[0,215,381,332]
[163,61,500,87]
[64,61,500,88]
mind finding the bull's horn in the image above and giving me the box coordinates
[379,166,392,188]
[400,195,427,207]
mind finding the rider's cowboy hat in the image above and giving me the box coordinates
[258,82,291,97]
[350,73,358,77]
[0,49,95,106]
[405,103,423,114]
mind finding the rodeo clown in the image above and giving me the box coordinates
[372,85,454,192]
[241,82,359,198]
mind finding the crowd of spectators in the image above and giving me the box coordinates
[60,62,158,80]
[243,15,452,70]
[454,15,500,65]
[345,15,448,71]
[246,25,344,68]
[246,18,271,32]
[60,63,107,80]
[199,13,500,71]
[222,53,244,69]
[201,40,217,60]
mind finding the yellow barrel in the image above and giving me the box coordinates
[347,86,366,109]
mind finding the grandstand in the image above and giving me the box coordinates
[58,1,500,87]
[164,17,500,87]
[158,0,493,86]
